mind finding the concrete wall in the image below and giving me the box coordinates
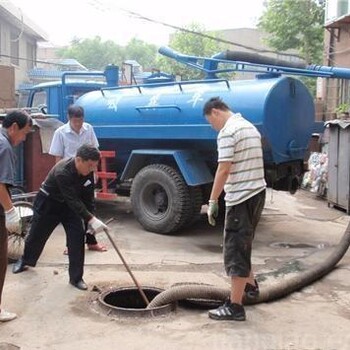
[0,17,36,89]
[219,28,304,80]
[324,23,350,68]
[323,20,350,119]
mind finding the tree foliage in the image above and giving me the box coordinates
[57,36,124,70]
[57,36,158,71]
[258,0,325,64]
[124,38,158,70]
[57,25,227,81]
[156,23,225,80]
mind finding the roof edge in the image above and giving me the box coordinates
[0,2,48,41]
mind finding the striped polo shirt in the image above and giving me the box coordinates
[218,113,266,206]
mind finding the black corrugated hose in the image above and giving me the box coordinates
[147,220,350,309]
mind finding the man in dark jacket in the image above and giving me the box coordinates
[13,144,108,290]
[0,110,33,322]
[49,105,107,253]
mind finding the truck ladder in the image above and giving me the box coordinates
[96,150,117,200]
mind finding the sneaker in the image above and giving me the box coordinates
[0,309,17,322]
[208,299,246,321]
[245,279,259,300]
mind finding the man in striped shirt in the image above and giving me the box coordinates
[203,97,266,321]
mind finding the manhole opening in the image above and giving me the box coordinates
[103,288,159,309]
[97,286,175,317]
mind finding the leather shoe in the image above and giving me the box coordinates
[12,258,27,274]
[70,280,88,291]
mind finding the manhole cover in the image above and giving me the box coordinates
[98,286,175,317]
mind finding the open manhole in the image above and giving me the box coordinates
[98,286,175,317]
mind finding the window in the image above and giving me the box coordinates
[26,42,35,69]
[340,79,350,104]
[17,91,29,108]
[325,0,350,22]
[31,90,47,108]
[10,31,19,66]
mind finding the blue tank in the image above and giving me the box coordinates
[77,75,314,184]
[73,49,320,234]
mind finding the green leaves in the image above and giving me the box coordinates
[258,0,324,64]
[156,22,226,80]
[57,36,158,71]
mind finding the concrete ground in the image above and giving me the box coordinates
[1,189,350,350]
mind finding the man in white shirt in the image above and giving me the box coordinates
[49,105,107,253]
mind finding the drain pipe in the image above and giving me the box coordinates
[147,220,350,308]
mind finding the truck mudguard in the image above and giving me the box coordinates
[121,149,213,186]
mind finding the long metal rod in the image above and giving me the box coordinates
[103,219,150,306]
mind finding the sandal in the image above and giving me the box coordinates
[87,243,107,252]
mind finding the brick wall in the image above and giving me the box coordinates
[0,65,16,108]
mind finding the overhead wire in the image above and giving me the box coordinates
[4,0,305,65]
[87,0,303,59]
[0,53,80,67]
[120,8,303,58]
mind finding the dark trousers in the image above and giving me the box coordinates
[23,192,85,283]
[65,224,97,247]
[224,189,266,277]
[0,210,7,306]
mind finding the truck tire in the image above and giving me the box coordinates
[183,186,203,227]
[130,164,191,234]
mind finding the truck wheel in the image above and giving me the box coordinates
[130,164,191,234]
[183,186,203,227]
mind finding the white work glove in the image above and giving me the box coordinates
[88,216,107,234]
[207,199,219,226]
[5,207,21,234]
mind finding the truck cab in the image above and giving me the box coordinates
[22,81,106,122]
[21,65,119,121]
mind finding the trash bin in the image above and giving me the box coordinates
[327,119,350,213]
[24,118,62,192]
